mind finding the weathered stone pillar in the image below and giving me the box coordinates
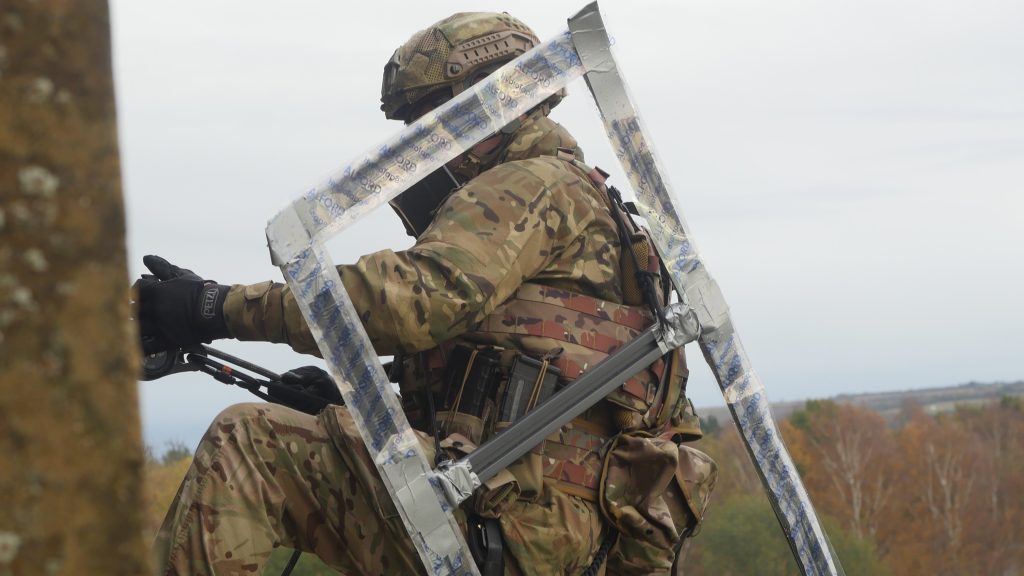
[0,1,150,574]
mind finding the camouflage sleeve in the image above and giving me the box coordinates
[223,157,604,356]
[222,280,320,355]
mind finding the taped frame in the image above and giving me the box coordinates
[568,3,842,575]
[265,2,840,575]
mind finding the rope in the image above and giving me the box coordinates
[280,550,301,576]
[581,527,618,576]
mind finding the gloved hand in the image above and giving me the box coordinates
[134,255,231,355]
[269,366,344,414]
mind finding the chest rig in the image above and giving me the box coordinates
[391,150,702,501]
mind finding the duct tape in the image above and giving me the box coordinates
[437,460,482,507]
[722,369,766,405]
[656,303,700,353]
[568,3,841,575]
[266,29,585,576]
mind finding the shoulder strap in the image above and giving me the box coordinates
[554,147,665,319]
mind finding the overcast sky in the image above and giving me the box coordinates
[110,0,1024,452]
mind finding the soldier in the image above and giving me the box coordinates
[137,11,715,576]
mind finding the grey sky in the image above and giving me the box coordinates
[111,1,1024,451]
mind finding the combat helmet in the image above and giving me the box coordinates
[381,12,542,122]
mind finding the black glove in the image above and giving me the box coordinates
[139,254,203,282]
[134,255,231,355]
[269,366,344,414]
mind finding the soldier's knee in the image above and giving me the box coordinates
[198,403,267,451]
[213,402,266,425]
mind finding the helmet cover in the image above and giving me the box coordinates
[381,12,540,121]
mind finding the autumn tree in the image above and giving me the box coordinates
[886,408,983,575]
[685,409,887,575]
[945,400,1024,575]
[685,397,1024,575]
[783,401,901,554]
[695,418,764,498]
[143,455,193,540]
[698,494,798,576]
[695,492,889,576]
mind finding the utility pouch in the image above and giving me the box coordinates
[496,354,562,429]
[599,432,718,574]
[675,444,718,536]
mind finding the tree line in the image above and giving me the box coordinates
[688,397,1024,575]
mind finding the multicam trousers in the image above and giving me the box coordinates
[153,403,607,576]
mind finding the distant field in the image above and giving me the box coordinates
[697,380,1024,424]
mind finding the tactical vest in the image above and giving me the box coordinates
[461,282,700,438]
[394,151,702,501]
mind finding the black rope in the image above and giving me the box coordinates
[280,549,302,576]
[604,184,676,408]
[581,527,618,576]
[425,388,445,466]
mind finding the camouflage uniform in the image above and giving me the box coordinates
[154,403,427,575]
[155,13,716,576]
